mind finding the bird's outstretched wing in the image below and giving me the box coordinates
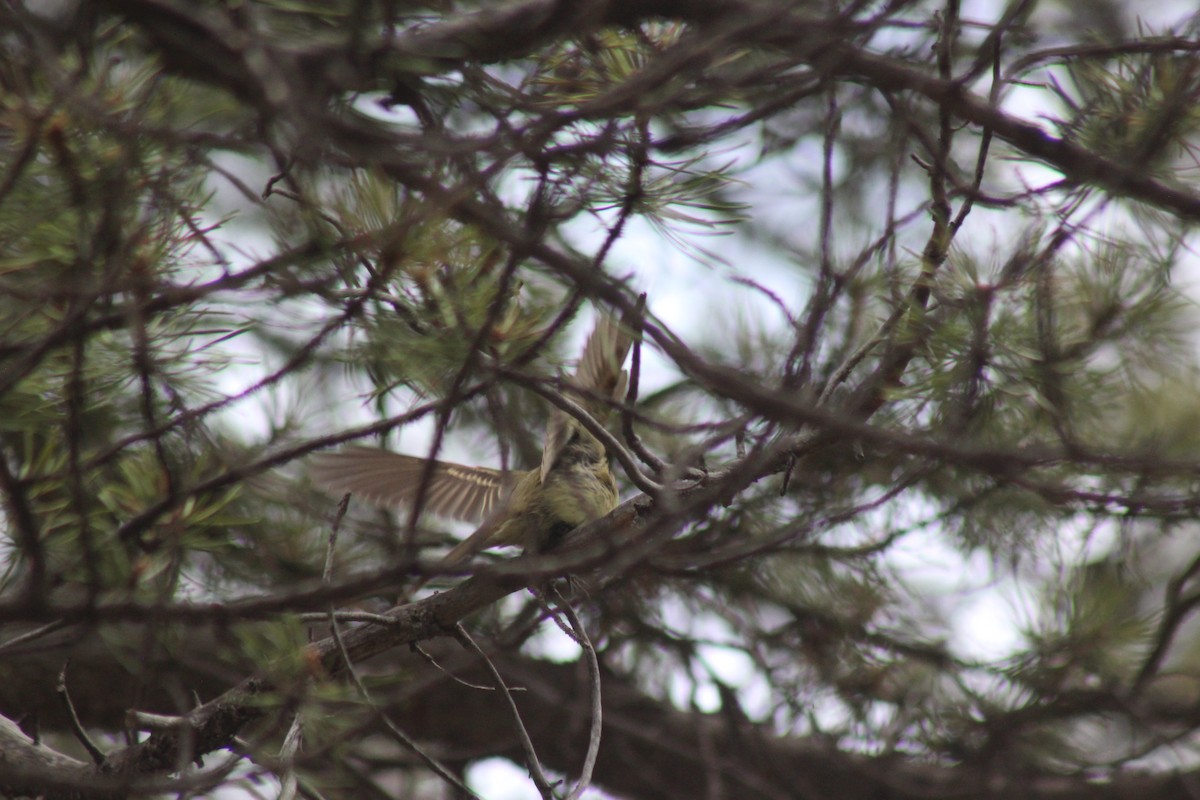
[541,299,642,482]
[309,445,517,523]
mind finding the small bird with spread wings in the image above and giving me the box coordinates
[309,304,638,567]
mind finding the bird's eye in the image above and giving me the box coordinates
[545,521,575,549]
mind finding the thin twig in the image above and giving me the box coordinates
[327,613,478,796]
[531,588,583,644]
[324,494,349,584]
[278,492,352,798]
[620,293,669,475]
[277,712,304,800]
[322,498,476,796]
[232,737,334,800]
[296,611,400,626]
[453,624,555,798]
[0,619,69,655]
[551,589,603,800]
[411,643,502,691]
[126,710,188,732]
[815,306,901,407]
[57,660,106,765]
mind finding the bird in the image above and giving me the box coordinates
[309,302,640,570]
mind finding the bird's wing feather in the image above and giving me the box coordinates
[574,310,634,400]
[439,514,506,565]
[309,446,516,523]
[540,301,641,481]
